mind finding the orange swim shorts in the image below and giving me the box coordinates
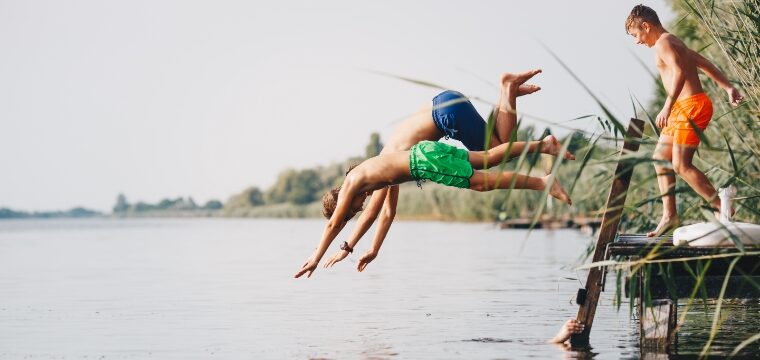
[661,92,713,146]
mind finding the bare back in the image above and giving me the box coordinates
[349,151,413,194]
[382,108,443,153]
[655,33,704,99]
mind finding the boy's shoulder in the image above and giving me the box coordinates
[654,33,687,53]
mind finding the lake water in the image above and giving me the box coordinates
[0,219,756,359]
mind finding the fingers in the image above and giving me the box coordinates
[357,262,368,272]
[730,89,744,106]
[324,254,339,268]
[565,319,585,334]
[295,260,316,278]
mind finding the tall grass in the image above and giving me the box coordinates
[570,2,760,356]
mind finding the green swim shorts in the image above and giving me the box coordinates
[409,141,473,189]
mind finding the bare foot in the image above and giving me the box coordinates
[501,69,542,88]
[517,84,541,96]
[543,175,572,205]
[549,319,585,343]
[541,135,576,160]
[646,215,680,237]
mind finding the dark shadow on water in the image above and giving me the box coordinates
[463,338,601,359]
[463,338,518,343]
[553,343,599,359]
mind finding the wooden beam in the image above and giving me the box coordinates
[570,118,645,345]
[640,299,677,350]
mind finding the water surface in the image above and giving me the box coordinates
[0,219,755,359]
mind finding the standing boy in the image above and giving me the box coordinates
[625,4,743,236]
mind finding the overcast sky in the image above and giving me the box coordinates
[0,0,674,212]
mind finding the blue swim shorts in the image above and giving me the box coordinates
[431,90,488,151]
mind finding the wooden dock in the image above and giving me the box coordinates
[567,118,760,352]
[498,216,600,231]
[608,234,760,349]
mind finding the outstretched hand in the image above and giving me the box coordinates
[727,87,744,106]
[294,257,318,278]
[324,250,350,268]
[357,250,378,272]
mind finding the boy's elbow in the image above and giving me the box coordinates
[326,219,344,232]
[380,206,396,221]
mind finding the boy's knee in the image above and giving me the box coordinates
[652,151,669,162]
[653,157,673,174]
[672,160,690,175]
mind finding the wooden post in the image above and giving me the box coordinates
[640,299,677,350]
[570,118,645,345]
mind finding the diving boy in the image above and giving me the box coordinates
[294,137,573,279]
[322,70,574,273]
[625,4,744,236]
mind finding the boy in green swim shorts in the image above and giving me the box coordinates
[323,70,574,274]
[294,138,573,279]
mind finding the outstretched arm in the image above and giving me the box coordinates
[294,182,358,278]
[323,187,388,268]
[690,49,744,105]
[357,185,399,272]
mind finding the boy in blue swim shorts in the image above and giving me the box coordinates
[321,70,575,273]
[431,89,492,151]
[294,137,573,278]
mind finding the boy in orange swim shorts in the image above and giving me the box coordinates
[661,92,713,146]
[625,5,743,236]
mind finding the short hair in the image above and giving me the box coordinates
[321,187,341,220]
[625,4,662,34]
[321,186,360,223]
[321,163,362,221]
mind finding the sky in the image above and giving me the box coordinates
[0,0,675,212]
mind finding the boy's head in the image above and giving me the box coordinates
[625,4,663,47]
[321,187,370,222]
[321,162,368,222]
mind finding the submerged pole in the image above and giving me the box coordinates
[570,118,645,346]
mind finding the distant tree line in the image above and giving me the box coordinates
[0,207,100,219]
[222,132,384,217]
[112,194,223,215]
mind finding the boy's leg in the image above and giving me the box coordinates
[468,170,571,205]
[672,145,721,211]
[492,70,542,145]
[647,135,679,237]
[468,135,575,169]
